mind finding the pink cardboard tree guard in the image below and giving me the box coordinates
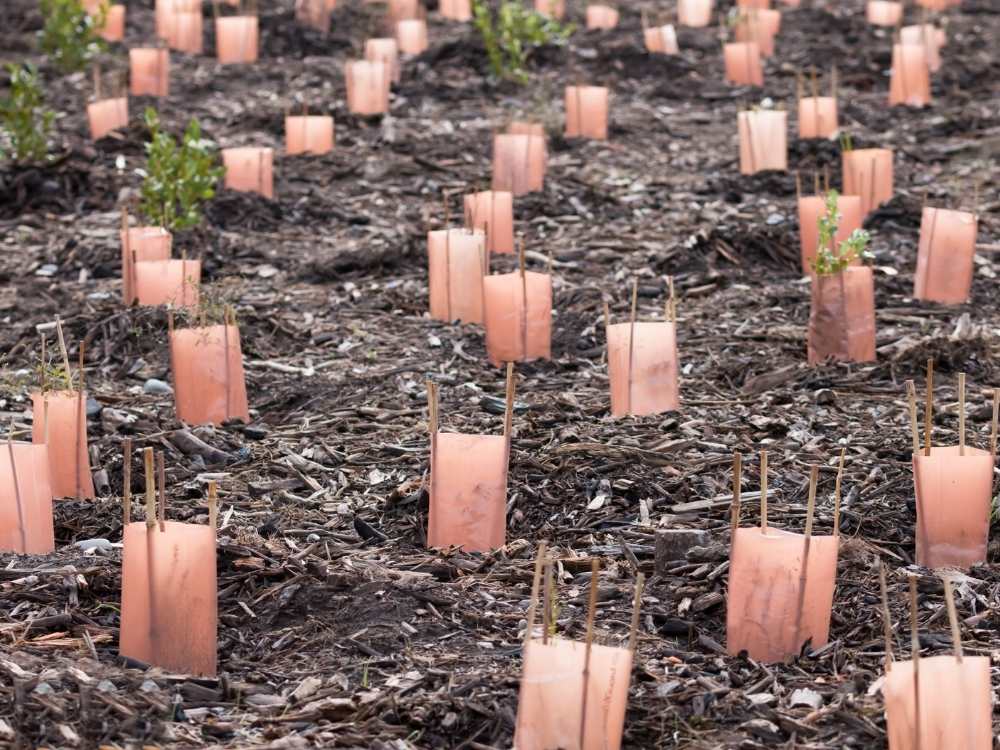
[427,228,488,324]
[0,442,55,555]
[285,115,335,155]
[396,19,428,55]
[678,0,713,27]
[345,60,391,115]
[889,44,931,107]
[807,266,876,365]
[586,5,619,30]
[913,207,977,304]
[121,221,172,304]
[215,15,259,64]
[534,0,565,18]
[797,188,862,274]
[129,48,170,97]
[464,190,514,255]
[842,147,893,217]
[32,390,95,500]
[734,9,780,57]
[724,42,763,86]
[565,86,609,140]
[133,258,201,308]
[88,97,129,141]
[98,5,126,42]
[439,0,472,21]
[364,38,401,83]
[492,133,546,196]
[166,8,204,54]
[644,24,678,55]
[867,0,903,25]
[222,147,274,199]
[738,109,787,174]
[483,253,552,366]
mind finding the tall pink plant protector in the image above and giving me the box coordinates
[867,0,903,25]
[807,266,876,365]
[345,60,391,115]
[734,9,780,57]
[0,443,55,554]
[130,48,170,97]
[798,194,862,273]
[724,42,763,86]
[913,207,977,304]
[396,19,428,54]
[534,0,565,19]
[901,24,942,72]
[514,638,633,750]
[842,147,893,217]
[883,656,991,750]
[364,38,401,83]
[170,322,250,426]
[738,110,787,174]
[889,44,931,107]
[428,228,487,324]
[439,0,472,21]
[31,391,95,500]
[565,86,609,140]
[492,133,546,195]
[678,0,713,26]
[606,321,679,417]
[215,16,259,64]
[121,224,172,304]
[98,5,125,42]
[222,147,274,199]
[166,8,203,54]
[644,24,678,54]
[464,190,514,254]
[586,5,619,29]
[483,270,552,366]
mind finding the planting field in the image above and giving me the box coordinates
[1,0,1000,747]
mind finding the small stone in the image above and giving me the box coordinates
[96,680,117,694]
[140,680,160,693]
[35,264,58,277]
[143,378,173,395]
[243,424,268,440]
[765,213,785,225]
[85,397,102,418]
[747,692,776,706]
[789,687,824,709]
[814,388,836,405]
[306,533,320,543]
[73,538,120,552]
[33,682,54,695]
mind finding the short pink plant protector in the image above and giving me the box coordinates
[727,526,838,662]
[606,321,679,417]
[842,148,893,217]
[99,5,126,42]
[222,147,274,199]
[565,86,609,140]
[586,5,619,30]
[121,225,172,304]
[0,443,54,555]
[912,445,992,569]
[513,637,633,750]
[464,190,514,255]
[644,25,678,55]
[427,228,487,324]
[295,0,331,32]
[867,0,903,26]
[724,42,763,87]
[883,655,991,750]
[483,271,552,366]
[678,0,713,27]
[285,115,334,155]
[439,0,472,21]
[798,194,863,273]
[129,48,170,97]
[170,324,250,425]
[345,60,391,115]
[492,133,546,196]
[734,10,780,57]
[396,19,428,55]
[807,266,876,365]
[87,97,129,141]
[534,0,565,19]
[215,16,259,64]
[798,96,838,139]
[167,9,203,54]
[901,24,942,72]
[132,258,201,308]
[738,109,787,175]
[427,432,507,552]
[889,44,931,107]
[31,390,95,500]
[364,38,401,83]
[913,207,977,304]
[120,520,218,676]
[388,0,420,22]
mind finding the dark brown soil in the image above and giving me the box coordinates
[1,0,999,748]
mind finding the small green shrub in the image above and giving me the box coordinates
[139,108,224,231]
[39,0,107,73]
[812,189,873,276]
[0,64,54,164]
[472,0,573,84]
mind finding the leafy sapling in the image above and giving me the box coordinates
[39,0,107,73]
[138,108,224,231]
[0,63,55,164]
[472,0,573,84]
[812,189,873,276]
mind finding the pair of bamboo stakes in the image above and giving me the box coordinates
[795,65,838,104]
[121,440,218,529]
[904,360,1000,458]
[523,540,644,749]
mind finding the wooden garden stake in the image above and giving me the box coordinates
[628,572,644,651]
[878,560,893,670]
[75,341,85,499]
[792,465,819,650]
[541,560,553,644]
[122,438,132,526]
[54,318,72,388]
[579,557,599,749]
[7,419,26,552]
[626,279,638,414]
[958,372,966,455]
[924,359,934,456]
[906,380,921,455]
[942,576,963,663]
[730,452,742,537]
[144,447,156,529]
[602,301,610,332]
[666,276,676,322]
[523,541,548,645]
[833,447,845,537]
[208,480,218,530]
[759,450,768,532]
[908,574,921,750]
[156,450,166,531]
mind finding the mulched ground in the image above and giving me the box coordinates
[1,0,999,747]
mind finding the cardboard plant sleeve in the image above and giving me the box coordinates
[32,390,95,500]
[222,147,274,199]
[586,5,619,30]
[285,115,335,156]
[98,4,126,42]
[439,0,472,21]
[345,60,391,115]
[797,191,862,273]
[491,133,546,196]
[129,48,170,98]
[866,0,903,26]
[723,42,764,87]
[738,109,787,174]
[534,0,565,19]
[169,312,251,426]
[295,0,332,32]
[132,258,201,308]
[807,266,876,364]
[364,38,401,83]
[734,9,780,57]
[677,0,713,27]
[644,24,679,55]
[889,44,931,107]
[396,19,428,55]
[167,8,204,54]
[483,260,552,366]
[842,147,893,217]
[464,190,514,254]
[388,0,420,22]
[564,86,610,141]
[0,440,55,555]
[913,207,977,304]
[427,228,488,324]
[900,24,942,72]
[215,15,259,64]
[88,96,129,141]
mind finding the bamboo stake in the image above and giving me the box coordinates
[54,318,72,390]
[122,438,132,527]
[666,276,676,322]
[795,170,802,200]
[7,419,26,552]
[909,574,922,750]
[905,380,921,455]
[144,447,156,529]
[504,362,515,451]
[731,452,742,537]
[941,576,963,663]
[75,341,85,499]
[156,450,166,531]
[958,372,966,455]
[878,560,893,670]
[579,558,599,749]
[990,389,999,461]
[602,301,610,332]
[523,541,548,645]
[792,465,819,651]
[759,450,768,532]
[628,572,644,651]
[208,480,218,531]
[833,447,845,537]
[626,279,638,415]
[541,560,553,645]
[924,359,934,456]
[39,333,47,394]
